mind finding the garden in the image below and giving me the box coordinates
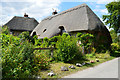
[1,1,120,79]
[1,25,120,79]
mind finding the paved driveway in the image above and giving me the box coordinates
[64,58,119,78]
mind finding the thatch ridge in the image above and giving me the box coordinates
[42,3,87,21]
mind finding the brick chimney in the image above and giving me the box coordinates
[24,13,28,17]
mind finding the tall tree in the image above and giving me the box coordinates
[103,1,120,33]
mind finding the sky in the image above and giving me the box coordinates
[0,0,117,30]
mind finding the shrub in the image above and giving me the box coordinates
[111,42,120,57]
[2,26,10,35]
[18,31,42,46]
[1,27,50,78]
[49,36,59,47]
[2,36,34,78]
[33,50,50,71]
[76,33,94,54]
[86,47,96,58]
[56,33,78,62]
[76,33,82,38]
[34,37,42,46]
[18,31,34,43]
[1,33,21,48]
[111,42,119,51]
[43,37,49,47]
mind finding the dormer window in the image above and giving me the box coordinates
[59,26,66,35]
[33,32,36,36]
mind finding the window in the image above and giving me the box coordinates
[59,26,66,35]
[33,32,36,36]
[43,29,47,33]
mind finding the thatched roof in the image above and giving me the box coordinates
[5,16,39,31]
[31,3,110,39]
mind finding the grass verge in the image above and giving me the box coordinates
[37,54,115,78]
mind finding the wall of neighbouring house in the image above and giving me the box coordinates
[68,30,111,53]
[10,30,32,36]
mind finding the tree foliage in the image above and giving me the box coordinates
[110,30,119,43]
[103,1,120,33]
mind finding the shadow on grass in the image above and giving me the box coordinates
[69,56,89,64]
[84,63,95,67]
[110,51,120,57]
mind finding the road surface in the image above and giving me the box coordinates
[64,58,119,78]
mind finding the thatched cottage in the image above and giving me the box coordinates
[31,4,112,44]
[4,13,39,36]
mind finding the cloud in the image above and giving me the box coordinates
[2,0,117,3]
[0,3,2,16]
[94,8,108,14]
[1,0,117,25]
[0,15,13,26]
[100,9,108,14]
[60,0,116,4]
[1,0,40,2]
[0,4,3,25]
[95,5,100,8]
[96,0,116,4]
[1,0,61,25]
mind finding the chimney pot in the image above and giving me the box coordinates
[52,10,57,15]
[24,13,28,17]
